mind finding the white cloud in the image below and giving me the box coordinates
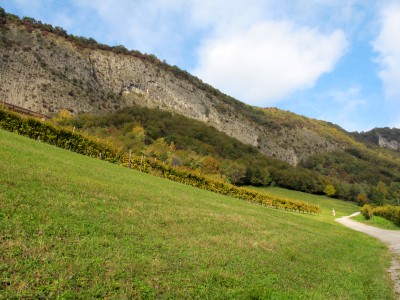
[194,21,347,105]
[373,3,400,101]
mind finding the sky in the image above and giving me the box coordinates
[2,0,400,132]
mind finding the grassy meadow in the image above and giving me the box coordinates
[251,186,360,219]
[351,214,400,230]
[253,187,400,230]
[0,129,395,299]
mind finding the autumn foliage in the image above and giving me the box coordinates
[0,109,320,215]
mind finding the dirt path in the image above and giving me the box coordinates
[336,212,400,298]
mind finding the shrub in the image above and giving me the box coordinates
[0,108,320,215]
[372,205,400,226]
[361,204,374,220]
[361,204,400,226]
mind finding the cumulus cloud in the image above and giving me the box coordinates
[5,1,351,107]
[194,21,348,105]
[373,3,400,101]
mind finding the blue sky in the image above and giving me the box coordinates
[2,0,400,132]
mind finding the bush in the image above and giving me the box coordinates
[361,204,400,226]
[360,204,374,220]
[0,108,320,215]
[372,205,400,226]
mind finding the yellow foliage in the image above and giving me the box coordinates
[131,125,146,139]
[356,193,368,205]
[56,109,73,120]
[323,184,336,197]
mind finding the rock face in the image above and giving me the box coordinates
[352,127,400,152]
[378,134,400,151]
[0,24,352,165]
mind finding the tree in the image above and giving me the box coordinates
[389,182,400,205]
[201,156,221,174]
[368,181,388,205]
[131,125,146,140]
[144,138,170,162]
[0,7,6,18]
[222,161,246,185]
[263,169,272,186]
[55,109,73,125]
[356,193,368,206]
[324,184,336,197]
[347,184,361,202]
[376,181,389,198]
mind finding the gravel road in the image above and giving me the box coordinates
[336,212,400,298]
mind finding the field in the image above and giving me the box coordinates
[0,129,395,299]
[252,187,400,231]
[352,214,400,230]
[251,186,360,219]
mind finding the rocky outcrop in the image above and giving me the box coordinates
[352,128,400,152]
[0,24,351,165]
[378,134,400,151]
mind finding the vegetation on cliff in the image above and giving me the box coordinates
[352,127,400,150]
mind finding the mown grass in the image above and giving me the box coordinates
[0,129,395,299]
[258,187,400,230]
[352,214,400,230]
[252,186,359,218]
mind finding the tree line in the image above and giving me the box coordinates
[0,108,320,214]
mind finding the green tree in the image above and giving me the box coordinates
[222,161,246,185]
[377,181,389,198]
[389,182,400,205]
[144,138,170,162]
[368,181,388,205]
[324,184,336,197]
[0,7,6,18]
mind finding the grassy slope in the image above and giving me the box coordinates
[352,215,400,231]
[258,187,400,230]
[0,129,394,299]
[252,187,359,219]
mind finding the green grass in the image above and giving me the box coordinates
[257,187,400,231]
[0,129,395,299]
[252,186,360,219]
[352,214,400,230]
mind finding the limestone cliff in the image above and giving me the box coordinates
[0,22,356,165]
[352,127,400,152]
[378,135,400,151]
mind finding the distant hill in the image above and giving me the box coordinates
[352,127,400,151]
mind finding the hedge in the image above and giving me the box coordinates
[361,204,400,226]
[0,108,320,214]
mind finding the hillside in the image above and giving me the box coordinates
[2,8,400,206]
[0,8,358,166]
[51,106,400,205]
[0,129,395,299]
[56,106,326,190]
[352,127,400,151]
